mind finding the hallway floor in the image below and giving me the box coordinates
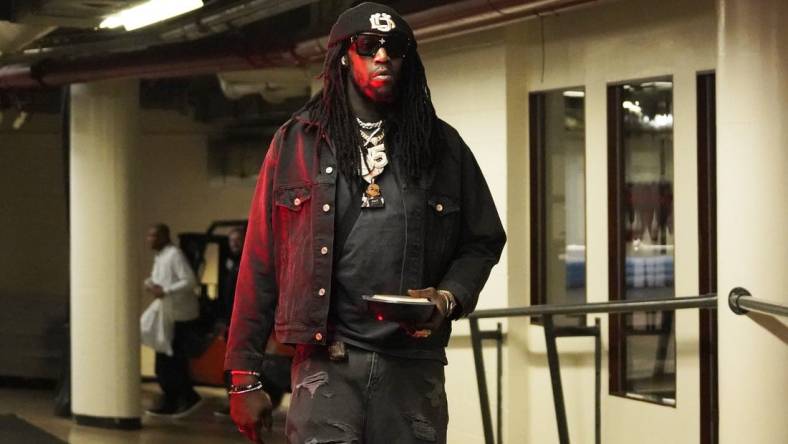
[0,383,288,443]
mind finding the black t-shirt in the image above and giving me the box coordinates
[330,156,445,363]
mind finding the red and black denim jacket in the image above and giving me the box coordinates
[224,110,506,372]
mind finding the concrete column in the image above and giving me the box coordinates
[717,1,788,443]
[70,79,141,428]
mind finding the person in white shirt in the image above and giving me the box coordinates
[143,223,202,417]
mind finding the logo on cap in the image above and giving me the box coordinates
[369,13,396,32]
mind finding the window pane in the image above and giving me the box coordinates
[621,80,675,403]
[542,89,586,326]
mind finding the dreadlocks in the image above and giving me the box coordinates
[304,41,444,183]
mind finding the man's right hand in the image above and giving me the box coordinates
[145,283,165,298]
[230,377,273,444]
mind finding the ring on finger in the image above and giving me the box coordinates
[412,329,431,338]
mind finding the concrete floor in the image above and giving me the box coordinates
[0,383,288,443]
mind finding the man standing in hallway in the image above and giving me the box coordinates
[213,227,245,417]
[225,3,505,443]
[217,226,246,339]
[144,223,203,417]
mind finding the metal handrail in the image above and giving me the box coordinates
[467,293,718,444]
[728,287,788,317]
[469,294,718,319]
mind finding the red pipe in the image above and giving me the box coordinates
[410,0,599,41]
[0,0,598,89]
[0,65,39,89]
[291,0,599,64]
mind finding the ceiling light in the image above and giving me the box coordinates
[100,0,204,31]
[562,90,585,98]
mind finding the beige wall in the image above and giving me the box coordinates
[716,0,788,442]
[512,0,716,442]
[417,0,719,442]
[0,114,68,299]
[0,113,68,378]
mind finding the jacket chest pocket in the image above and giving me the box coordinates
[275,185,312,211]
[426,194,461,260]
[428,195,460,216]
[274,184,312,270]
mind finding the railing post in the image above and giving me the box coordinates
[544,315,570,444]
[496,322,503,444]
[469,317,495,444]
[594,317,601,444]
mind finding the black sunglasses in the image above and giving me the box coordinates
[351,33,410,58]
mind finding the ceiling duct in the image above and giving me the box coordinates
[217,68,311,104]
[288,0,602,64]
[409,0,601,41]
[161,0,318,42]
[0,0,318,65]
[0,0,601,89]
[4,0,128,28]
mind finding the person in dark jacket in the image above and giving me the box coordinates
[219,227,245,328]
[215,226,293,418]
[225,3,506,443]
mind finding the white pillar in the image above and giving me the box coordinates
[70,79,141,428]
[717,1,788,443]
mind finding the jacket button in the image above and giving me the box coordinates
[294,197,302,206]
[314,332,323,341]
[320,246,328,255]
[325,166,334,174]
[436,203,444,212]
[322,204,331,212]
[318,288,326,296]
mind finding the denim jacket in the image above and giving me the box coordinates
[225,110,506,371]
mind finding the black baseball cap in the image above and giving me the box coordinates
[327,2,415,48]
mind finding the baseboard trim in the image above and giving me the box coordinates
[73,414,141,430]
[0,376,57,390]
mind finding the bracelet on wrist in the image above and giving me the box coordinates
[228,380,264,395]
[230,370,261,378]
[438,289,456,318]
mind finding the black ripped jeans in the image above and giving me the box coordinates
[286,344,448,443]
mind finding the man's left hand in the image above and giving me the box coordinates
[405,287,450,336]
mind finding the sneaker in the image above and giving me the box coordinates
[213,405,230,417]
[145,403,178,417]
[172,394,203,418]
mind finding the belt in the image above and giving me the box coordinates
[328,340,347,361]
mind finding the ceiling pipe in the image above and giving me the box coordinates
[0,0,599,89]
[290,0,601,63]
[0,0,318,66]
[411,0,600,41]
